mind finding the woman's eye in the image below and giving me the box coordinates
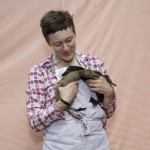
[54,43,62,47]
[67,39,71,42]
[66,38,72,43]
[66,40,71,43]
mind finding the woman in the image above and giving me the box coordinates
[26,10,116,150]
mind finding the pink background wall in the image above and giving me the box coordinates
[0,0,150,149]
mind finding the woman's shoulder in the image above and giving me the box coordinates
[77,51,103,64]
[76,51,106,74]
[29,55,52,73]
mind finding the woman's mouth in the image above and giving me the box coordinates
[63,51,71,56]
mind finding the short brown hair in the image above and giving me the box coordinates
[40,10,76,44]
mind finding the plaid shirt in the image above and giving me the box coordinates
[26,52,116,132]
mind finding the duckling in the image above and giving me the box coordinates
[55,66,116,119]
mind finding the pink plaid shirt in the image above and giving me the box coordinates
[26,52,116,132]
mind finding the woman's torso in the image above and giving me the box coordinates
[43,65,110,150]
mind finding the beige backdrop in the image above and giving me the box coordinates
[0,0,150,150]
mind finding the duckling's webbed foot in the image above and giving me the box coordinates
[70,107,87,111]
[66,107,82,119]
[66,107,86,119]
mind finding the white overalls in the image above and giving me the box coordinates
[43,67,110,150]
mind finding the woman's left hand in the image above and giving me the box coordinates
[85,76,114,97]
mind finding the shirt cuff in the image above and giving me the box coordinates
[101,99,116,109]
[53,103,65,119]
[100,99,116,118]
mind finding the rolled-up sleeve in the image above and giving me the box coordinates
[26,67,64,132]
[94,57,117,118]
[101,99,117,118]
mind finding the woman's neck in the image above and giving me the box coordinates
[57,56,80,69]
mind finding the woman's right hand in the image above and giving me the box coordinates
[58,81,79,104]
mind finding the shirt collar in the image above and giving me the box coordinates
[39,52,88,68]
[39,54,53,68]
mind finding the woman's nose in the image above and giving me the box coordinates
[63,43,69,51]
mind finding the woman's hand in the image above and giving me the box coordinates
[58,81,79,104]
[86,76,115,106]
[86,76,113,95]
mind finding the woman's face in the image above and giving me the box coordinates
[48,27,76,64]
